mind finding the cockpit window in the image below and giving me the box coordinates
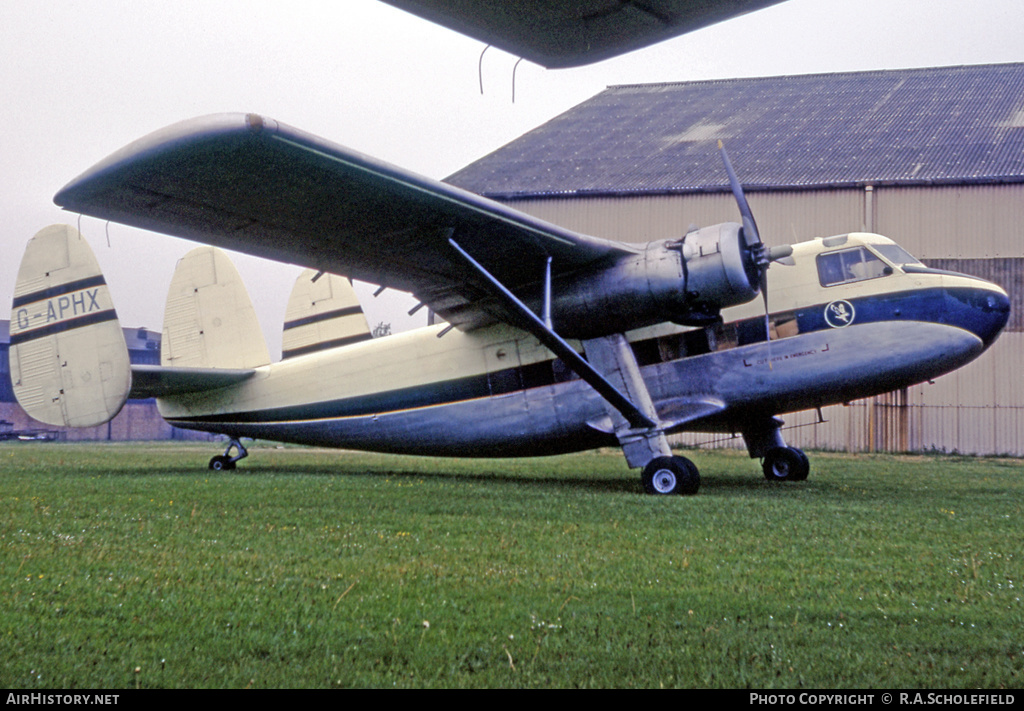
[871,244,923,267]
[816,247,891,287]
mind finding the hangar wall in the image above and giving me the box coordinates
[503,183,1024,455]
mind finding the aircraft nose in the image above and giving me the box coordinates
[965,285,1010,348]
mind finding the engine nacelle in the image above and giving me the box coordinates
[549,222,761,338]
[676,221,761,323]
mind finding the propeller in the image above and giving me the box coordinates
[717,141,793,346]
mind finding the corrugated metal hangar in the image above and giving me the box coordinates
[447,63,1024,456]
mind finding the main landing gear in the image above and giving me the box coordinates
[209,438,248,471]
[641,455,701,495]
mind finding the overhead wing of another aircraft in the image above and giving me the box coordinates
[54,113,634,332]
[381,0,790,68]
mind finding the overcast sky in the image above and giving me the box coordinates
[2,0,1021,356]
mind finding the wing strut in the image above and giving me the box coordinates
[447,237,656,430]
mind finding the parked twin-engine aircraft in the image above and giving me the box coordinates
[8,114,1010,494]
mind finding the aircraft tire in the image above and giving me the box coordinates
[642,456,700,496]
[209,455,236,471]
[762,447,808,482]
[791,448,810,481]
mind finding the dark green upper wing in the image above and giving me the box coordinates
[381,0,789,68]
[54,113,633,331]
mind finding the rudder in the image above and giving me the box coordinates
[282,269,372,359]
[162,246,270,369]
[9,225,131,427]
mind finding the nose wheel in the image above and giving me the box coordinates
[762,446,809,482]
[642,455,701,495]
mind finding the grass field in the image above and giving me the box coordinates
[1,441,1021,688]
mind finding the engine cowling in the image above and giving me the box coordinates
[675,221,761,324]
[548,221,761,338]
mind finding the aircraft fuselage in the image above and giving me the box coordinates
[157,234,1010,458]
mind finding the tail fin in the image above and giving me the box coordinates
[162,246,270,369]
[282,269,372,359]
[9,225,131,427]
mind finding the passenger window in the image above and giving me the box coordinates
[817,247,891,286]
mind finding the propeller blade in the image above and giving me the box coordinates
[719,141,776,348]
[718,140,761,248]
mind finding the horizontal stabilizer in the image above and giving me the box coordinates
[282,269,372,359]
[9,225,130,427]
[130,364,256,399]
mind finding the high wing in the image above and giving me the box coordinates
[54,113,635,332]
[381,0,789,68]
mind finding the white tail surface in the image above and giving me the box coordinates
[9,225,130,427]
[162,246,270,369]
[282,269,372,359]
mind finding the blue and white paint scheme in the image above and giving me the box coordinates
[12,115,1010,495]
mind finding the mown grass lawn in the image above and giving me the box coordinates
[1,442,1021,688]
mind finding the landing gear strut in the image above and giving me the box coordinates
[209,438,248,471]
[642,456,701,495]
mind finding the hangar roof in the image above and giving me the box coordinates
[446,63,1024,199]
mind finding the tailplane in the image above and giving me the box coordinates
[9,225,131,427]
